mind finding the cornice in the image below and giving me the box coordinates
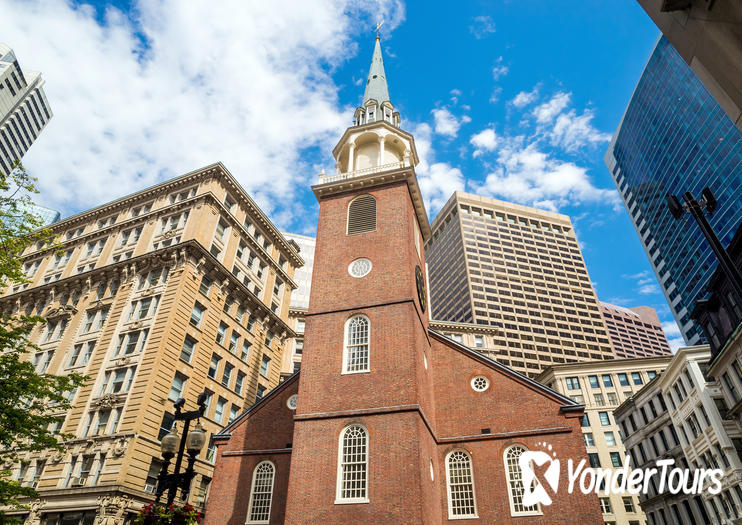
[22,192,299,290]
[37,163,303,267]
[429,319,499,335]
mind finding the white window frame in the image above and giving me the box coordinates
[504,444,542,517]
[335,424,369,504]
[445,449,478,519]
[342,315,370,374]
[246,460,275,524]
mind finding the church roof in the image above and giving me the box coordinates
[362,37,391,106]
[428,329,583,410]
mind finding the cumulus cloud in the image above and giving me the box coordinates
[491,57,508,80]
[533,92,571,123]
[432,107,470,138]
[661,321,684,352]
[622,270,662,296]
[469,15,495,39]
[473,140,619,210]
[412,123,464,214]
[550,109,612,151]
[470,128,497,157]
[2,0,405,225]
[510,87,539,108]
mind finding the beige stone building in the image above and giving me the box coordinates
[279,233,314,376]
[426,191,615,378]
[600,302,672,359]
[0,163,301,524]
[537,356,672,525]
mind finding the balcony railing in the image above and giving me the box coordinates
[318,161,407,184]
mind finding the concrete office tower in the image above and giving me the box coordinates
[636,0,742,131]
[0,43,52,175]
[280,232,315,375]
[425,191,615,378]
[0,163,301,523]
[605,36,742,346]
[537,356,672,525]
[600,302,672,359]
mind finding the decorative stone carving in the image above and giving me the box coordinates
[95,495,130,525]
[128,320,143,330]
[94,394,119,409]
[26,500,45,525]
[111,437,129,458]
[44,304,77,321]
[50,451,64,464]
[115,356,131,367]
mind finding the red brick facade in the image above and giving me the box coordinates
[203,168,603,524]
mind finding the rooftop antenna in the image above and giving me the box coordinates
[375,20,384,39]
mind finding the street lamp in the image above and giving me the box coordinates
[155,391,208,507]
[666,188,742,303]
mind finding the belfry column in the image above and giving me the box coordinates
[378,136,385,166]
[348,142,355,173]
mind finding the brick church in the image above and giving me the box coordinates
[203,37,603,524]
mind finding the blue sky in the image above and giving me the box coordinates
[2,0,682,347]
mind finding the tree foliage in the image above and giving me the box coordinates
[0,163,86,517]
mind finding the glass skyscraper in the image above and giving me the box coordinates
[604,36,742,345]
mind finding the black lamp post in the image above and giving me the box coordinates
[666,188,742,304]
[155,391,208,507]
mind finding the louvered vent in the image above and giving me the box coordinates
[347,194,377,235]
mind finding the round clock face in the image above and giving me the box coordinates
[415,265,426,313]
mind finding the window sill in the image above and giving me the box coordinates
[448,514,478,520]
[334,498,369,505]
[341,370,370,375]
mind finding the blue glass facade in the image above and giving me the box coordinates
[605,37,742,345]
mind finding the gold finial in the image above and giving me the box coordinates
[375,20,384,40]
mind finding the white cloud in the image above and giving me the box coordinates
[533,92,571,123]
[510,87,539,108]
[431,107,470,138]
[491,57,508,80]
[3,0,405,226]
[413,123,464,214]
[621,270,663,296]
[473,140,619,210]
[551,109,612,151]
[469,15,495,39]
[662,320,684,352]
[470,128,497,157]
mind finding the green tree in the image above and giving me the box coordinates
[0,163,85,521]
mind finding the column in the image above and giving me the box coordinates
[378,136,385,167]
[348,143,355,173]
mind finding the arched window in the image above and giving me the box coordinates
[504,445,541,516]
[343,315,369,373]
[347,194,376,235]
[246,461,275,524]
[336,425,369,503]
[445,450,477,519]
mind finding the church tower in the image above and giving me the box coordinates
[204,37,603,525]
[283,35,440,523]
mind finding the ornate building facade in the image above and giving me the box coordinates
[203,37,603,525]
[1,164,301,524]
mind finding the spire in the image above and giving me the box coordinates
[362,37,391,106]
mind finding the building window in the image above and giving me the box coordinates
[623,497,635,513]
[222,363,234,387]
[617,373,630,387]
[631,372,643,386]
[199,276,213,296]
[180,336,196,363]
[605,432,616,446]
[235,372,246,395]
[599,497,612,513]
[588,453,601,468]
[581,414,590,427]
[445,450,477,518]
[602,374,613,387]
[216,322,228,345]
[343,315,370,373]
[505,445,540,516]
[336,425,368,503]
[584,433,594,447]
[208,355,221,379]
[565,377,580,390]
[246,461,275,524]
[260,356,270,377]
[347,194,377,235]
[610,452,622,467]
[599,412,610,426]
[169,373,187,401]
[214,398,226,424]
[190,303,205,328]
[588,375,599,389]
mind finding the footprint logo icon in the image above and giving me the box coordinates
[520,442,560,507]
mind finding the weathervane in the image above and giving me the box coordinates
[375,20,384,39]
